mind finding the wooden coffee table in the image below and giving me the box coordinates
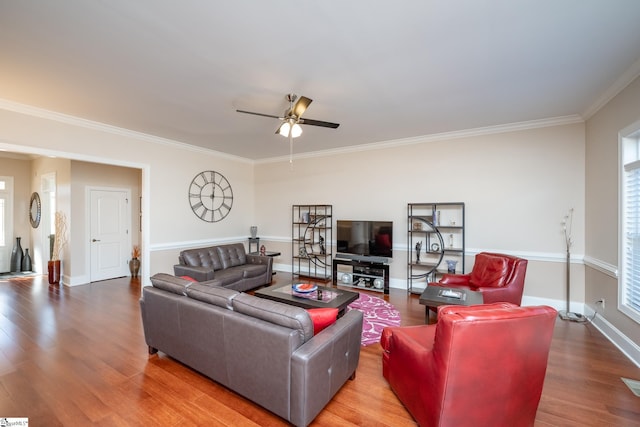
[254,283,359,317]
[419,286,483,323]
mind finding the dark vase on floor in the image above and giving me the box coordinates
[10,237,23,273]
[21,248,32,272]
[129,258,140,278]
[48,260,61,284]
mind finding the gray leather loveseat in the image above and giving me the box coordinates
[140,273,363,427]
[173,243,272,292]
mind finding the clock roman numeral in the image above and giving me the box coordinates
[197,171,212,183]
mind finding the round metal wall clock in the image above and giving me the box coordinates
[188,170,233,222]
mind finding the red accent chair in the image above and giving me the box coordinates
[430,252,528,305]
[381,303,557,427]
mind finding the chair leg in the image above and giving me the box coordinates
[425,306,437,324]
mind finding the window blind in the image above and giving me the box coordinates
[623,160,640,315]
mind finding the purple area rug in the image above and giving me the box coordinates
[347,293,401,346]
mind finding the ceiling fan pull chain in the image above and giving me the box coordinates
[289,133,294,165]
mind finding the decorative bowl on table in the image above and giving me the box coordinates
[292,283,317,293]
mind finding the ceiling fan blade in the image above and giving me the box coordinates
[299,118,340,129]
[236,109,281,119]
[292,96,312,118]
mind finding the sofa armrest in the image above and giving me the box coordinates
[246,254,273,275]
[173,265,215,282]
[246,253,273,266]
[289,309,363,427]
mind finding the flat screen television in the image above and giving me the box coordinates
[336,220,393,261]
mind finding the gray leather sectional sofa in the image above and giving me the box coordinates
[140,273,363,427]
[173,243,272,291]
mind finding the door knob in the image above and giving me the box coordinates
[92,239,101,242]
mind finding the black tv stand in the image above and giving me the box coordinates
[333,258,389,294]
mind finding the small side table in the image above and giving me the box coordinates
[248,237,260,253]
[418,286,483,324]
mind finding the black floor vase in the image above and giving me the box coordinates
[10,237,23,273]
[21,248,32,272]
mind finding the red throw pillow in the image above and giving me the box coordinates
[307,308,339,335]
[180,275,197,282]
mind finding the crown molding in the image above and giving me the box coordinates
[0,98,253,164]
[582,57,640,120]
[256,114,584,164]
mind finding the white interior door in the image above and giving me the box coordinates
[90,189,130,281]
[0,177,13,273]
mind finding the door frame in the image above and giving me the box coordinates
[0,176,14,273]
[0,141,150,288]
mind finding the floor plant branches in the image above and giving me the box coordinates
[347,293,401,346]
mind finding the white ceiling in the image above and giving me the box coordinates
[1,1,640,160]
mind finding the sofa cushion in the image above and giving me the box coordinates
[213,268,245,286]
[307,308,339,335]
[186,283,239,310]
[217,244,247,269]
[232,293,314,342]
[150,273,194,295]
[242,263,268,278]
[181,247,224,270]
[469,254,509,288]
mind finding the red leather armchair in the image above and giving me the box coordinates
[381,303,557,427]
[431,252,528,305]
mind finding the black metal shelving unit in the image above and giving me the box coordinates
[407,202,465,293]
[292,204,332,281]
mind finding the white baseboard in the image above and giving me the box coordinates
[584,306,640,369]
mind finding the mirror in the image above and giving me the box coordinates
[29,192,41,228]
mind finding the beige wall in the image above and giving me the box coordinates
[585,74,640,348]
[255,122,586,305]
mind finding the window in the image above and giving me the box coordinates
[620,123,640,323]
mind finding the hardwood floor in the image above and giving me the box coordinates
[0,273,639,426]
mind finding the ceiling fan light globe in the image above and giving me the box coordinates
[278,122,291,137]
[291,123,303,138]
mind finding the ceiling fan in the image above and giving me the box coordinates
[236,94,340,163]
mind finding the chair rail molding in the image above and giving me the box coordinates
[583,255,618,279]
